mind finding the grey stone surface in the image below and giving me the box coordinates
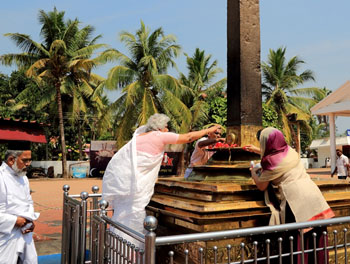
[227,0,262,127]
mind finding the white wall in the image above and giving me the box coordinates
[317,147,331,168]
[315,145,345,168]
[300,158,317,169]
[31,161,90,177]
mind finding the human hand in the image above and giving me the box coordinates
[207,125,221,134]
[250,166,262,178]
[243,145,261,154]
[15,216,27,228]
[250,161,262,176]
[22,221,34,234]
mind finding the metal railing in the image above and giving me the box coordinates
[61,185,111,264]
[61,185,154,264]
[62,186,350,264]
[90,200,149,264]
[155,217,350,264]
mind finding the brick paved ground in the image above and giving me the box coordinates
[29,168,339,256]
[30,178,102,255]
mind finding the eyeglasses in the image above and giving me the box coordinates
[214,132,221,136]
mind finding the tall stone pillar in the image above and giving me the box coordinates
[227,0,262,146]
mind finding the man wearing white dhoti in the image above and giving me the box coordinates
[102,114,221,248]
[0,146,40,264]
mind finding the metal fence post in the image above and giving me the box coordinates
[98,199,109,264]
[144,216,158,264]
[90,186,100,254]
[79,191,89,264]
[61,184,70,264]
[92,186,100,209]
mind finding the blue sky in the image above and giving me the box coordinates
[0,0,349,134]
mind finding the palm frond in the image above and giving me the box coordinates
[190,100,209,129]
[115,106,139,148]
[96,48,133,66]
[281,113,292,144]
[124,81,142,107]
[0,53,40,68]
[106,65,136,90]
[4,33,49,56]
[139,89,158,125]
[26,58,50,77]
[72,44,108,59]
[285,103,310,121]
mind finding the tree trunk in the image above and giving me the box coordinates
[56,82,68,178]
[78,116,83,161]
[323,115,329,132]
[92,121,96,141]
[296,122,301,154]
[290,123,300,154]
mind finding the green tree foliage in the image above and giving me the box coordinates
[207,95,227,127]
[0,70,50,121]
[179,48,226,131]
[261,47,324,152]
[0,72,18,116]
[311,87,331,138]
[262,103,280,129]
[100,21,191,147]
[0,8,107,176]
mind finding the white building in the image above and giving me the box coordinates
[311,81,350,171]
[309,136,350,168]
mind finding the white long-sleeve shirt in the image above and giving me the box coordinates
[0,162,39,264]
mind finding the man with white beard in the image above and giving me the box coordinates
[0,144,40,264]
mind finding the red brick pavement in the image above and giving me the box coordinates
[30,178,102,255]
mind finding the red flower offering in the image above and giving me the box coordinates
[214,142,239,149]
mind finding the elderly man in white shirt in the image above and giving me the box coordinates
[331,149,350,180]
[0,144,39,264]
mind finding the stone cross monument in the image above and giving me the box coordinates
[227,0,262,146]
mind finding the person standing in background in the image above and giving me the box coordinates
[331,149,349,179]
[0,143,39,264]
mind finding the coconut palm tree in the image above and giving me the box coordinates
[73,79,113,155]
[0,8,107,177]
[261,47,324,152]
[312,87,331,133]
[99,21,191,148]
[179,48,226,130]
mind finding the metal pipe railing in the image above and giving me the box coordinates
[61,185,105,264]
[96,200,156,264]
[155,216,350,246]
[101,215,145,243]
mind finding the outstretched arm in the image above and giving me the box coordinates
[197,137,225,148]
[243,144,261,154]
[175,125,221,144]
